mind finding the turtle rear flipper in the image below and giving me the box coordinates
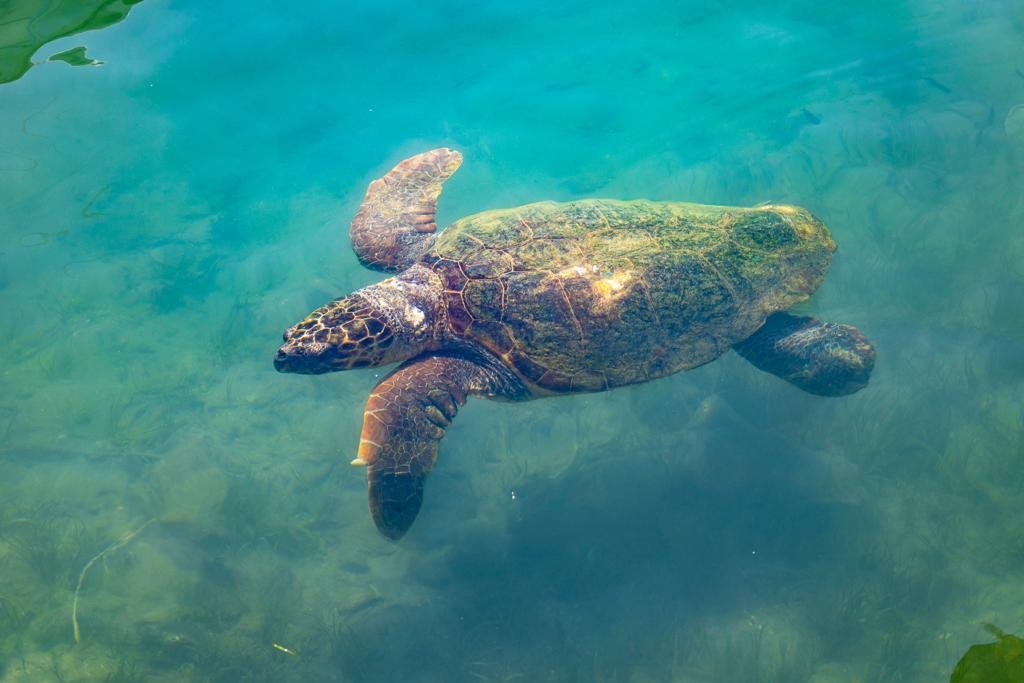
[350,148,463,272]
[734,311,876,396]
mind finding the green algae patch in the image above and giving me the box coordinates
[950,625,1024,683]
[0,0,143,84]
[48,46,99,67]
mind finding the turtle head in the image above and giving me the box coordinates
[274,266,444,374]
[274,295,401,374]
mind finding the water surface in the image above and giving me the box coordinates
[1,1,1023,681]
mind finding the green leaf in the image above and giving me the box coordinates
[950,625,1024,683]
[0,0,143,84]
[48,45,100,67]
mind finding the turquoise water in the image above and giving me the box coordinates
[2,1,1024,680]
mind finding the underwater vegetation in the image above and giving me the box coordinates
[0,0,142,84]
[71,519,153,644]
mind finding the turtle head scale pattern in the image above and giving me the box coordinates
[274,264,447,375]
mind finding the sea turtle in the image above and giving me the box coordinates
[274,149,876,540]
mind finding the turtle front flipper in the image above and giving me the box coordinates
[352,353,526,540]
[349,148,463,272]
[734,311,876,396]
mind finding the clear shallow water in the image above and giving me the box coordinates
[1,1,1023,681]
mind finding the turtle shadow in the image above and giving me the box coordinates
[336,395,873,681]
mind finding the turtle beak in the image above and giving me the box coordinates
[274,324,336,374]
[274,340,333,374]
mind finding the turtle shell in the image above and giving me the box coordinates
[423,199,835,394]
